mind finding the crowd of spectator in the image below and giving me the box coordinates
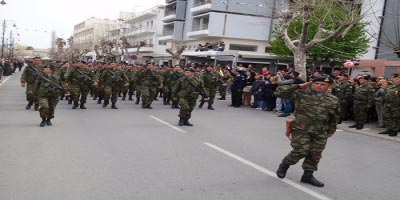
[0,58,24,82]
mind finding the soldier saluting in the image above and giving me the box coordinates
[172,68,209,126]
[275,76,339,187]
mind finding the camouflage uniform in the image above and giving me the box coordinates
[200,71,220,109]
[172,76,208,125]
[353,84,374,124]
[162,69,172,105]
[64,66,93,108]
[136,68,162,108]
[275,84,339,171]
[35,74,62,121]
[99,68,128,108]
[20,63,41,108]
[169,70,184,108]
[218,71,232,99]
[332,81,353,121]
[383,84,400,135]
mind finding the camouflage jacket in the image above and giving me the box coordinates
[168,71,184,87]
[136,69,161,86]
[354,84,374,107]
[65,67,94,86]
[35,74,63,97]
[275,84,340,135]
[99,68,128,86]
[202,71,220,88]
[333,81,353,102]
[172,76,207,99]
[20,63,42,84]
[384,84,400,106]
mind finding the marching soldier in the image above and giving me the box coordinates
[348,75,374,130]
[35,64,69,127]
[199,65,220,110]
[136,64,162,109]
[95,62,128,109]
[64,61,94,109]
[276,77,339,187]
[379,74,400,136]
[218,67,232,100]
[172,68,209,126]
[20,57,42,110]
[169,65,184,109]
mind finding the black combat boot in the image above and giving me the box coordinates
[276,163,290,178]
[348,123,358,128]
[142,103,146,109]
[146,104,152,109]
[40,117,47,127]
[60,95,64,100]
[26,101,33,110]
[46,118,52,126]
[301,170,324,187]
[80,103,87,109]
[68,99,73,105]
[178,118,184,126]
[72,102,79,109]
[388,130,398,137]
[97,98,102,104]
[163,97,167,105]
[356,123,364,130]
[171,102,176,109]
[379,129,392,134]
[111,102,118,109]
[128,94,133,101]
[337,118,342,124]
[122,92,127,101]
[218,96,226,100]
[34,104,39,111]
[207,104,215,110]
[184,118,193,126]
[103,100,109,108]
[135,98,140,105]
[198,101,204,108]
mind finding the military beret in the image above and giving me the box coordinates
[313,76,334,84]
[33,56,41,59]
[184,68,195,72]
[43,64,56,70]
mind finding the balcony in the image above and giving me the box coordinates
[126,27,156,37]
[187,23,209,37]
[191,0,212,14]
[159,29,174,41]
[163,10,177,22]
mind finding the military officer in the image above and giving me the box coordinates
[136,64,162,109]
[275,76,340,187]
[172,68,209,126]
[64,61,94,109]
[169,65,184,109]
[332,74,353,123]
[199,65,220,110]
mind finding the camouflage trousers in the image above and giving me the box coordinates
[178,97,197,118]
[204,87,217,105]
[219,84,227,97]
[353,103,369,123]
[383,104,400,131]
[26,83,38,103]
[70,84,90,104]
[38,96,59,119]
[282,129,328,171]
[104,85,122,103]
[141,85,157,105]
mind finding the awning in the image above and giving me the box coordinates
[238,51,278,59]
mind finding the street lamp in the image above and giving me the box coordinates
[1,19,17,59]
[0,0,6,6]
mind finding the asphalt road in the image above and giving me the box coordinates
[1,72,399,200]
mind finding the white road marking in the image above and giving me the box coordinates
[204,142,332,200]
[150,115,186,134]
[336,129,343,132]
[0,76,12,88]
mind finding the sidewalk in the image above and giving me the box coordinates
[338,121,400,143]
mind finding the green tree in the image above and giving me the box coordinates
[274,0,363,79]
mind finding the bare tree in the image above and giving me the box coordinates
[276,0,363,79]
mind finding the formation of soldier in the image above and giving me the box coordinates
[19,58,232,126]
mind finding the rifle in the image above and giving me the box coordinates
[30,65,68,93]
[186,77,208,98]
[108,69,124,82]
[209,72,223,84]
[76,68,93,82]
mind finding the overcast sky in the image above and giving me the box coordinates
[0,0,161,49]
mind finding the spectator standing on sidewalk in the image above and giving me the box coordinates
[374,79,388,128]
[348,75,374,130]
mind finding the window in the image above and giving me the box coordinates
[229,44,257,52]
[158,41,167,46]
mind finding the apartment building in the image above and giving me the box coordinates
[73,17,123,51]
[159,0,279,68]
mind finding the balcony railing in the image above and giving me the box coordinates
[192,23,209,31]
[194,0,211,7]
[163,29,174,36]
[164,10,177,17]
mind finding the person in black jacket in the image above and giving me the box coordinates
[230,69,245,107]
